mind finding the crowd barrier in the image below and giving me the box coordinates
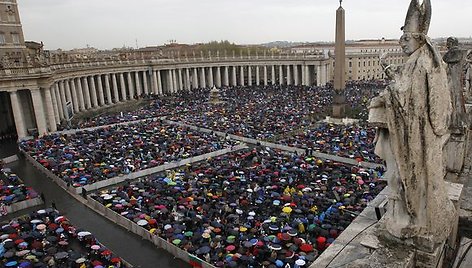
[3,197,43,215]
[21,149,135,267]
[87,197,215,268]
[164,120,383,169]
[21,144,247,195]
[1,154,19,164]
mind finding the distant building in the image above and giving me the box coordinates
[290,38,406,80]
[0,0,26,66]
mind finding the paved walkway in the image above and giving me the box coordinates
[2,144,190,268]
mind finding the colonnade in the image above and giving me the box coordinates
[4,61,330,139]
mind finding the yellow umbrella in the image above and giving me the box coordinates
[282,207,293,214]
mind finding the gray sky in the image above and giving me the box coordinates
[18,0,472,50]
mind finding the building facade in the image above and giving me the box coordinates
[0,0,404,140]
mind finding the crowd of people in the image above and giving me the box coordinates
[278,123,382,164]
[0,208,124,267]
[55,83,385,163]
[1,166,38,208]
[92,147,386,267]
[70,90,210,130]
[20,119,238,187]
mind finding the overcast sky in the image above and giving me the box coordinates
[17,0,472,50]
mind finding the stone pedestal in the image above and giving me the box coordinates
[332,94,346,118]
[444,133,468,173]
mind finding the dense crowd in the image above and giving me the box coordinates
[0,208,124,267]
[20,119,238,187]
[1,167,38,208]
[71,90,210,129]
[53,83,386,164]
[278,123,382,164]
[170,85,333,140]
[92,147,385,267]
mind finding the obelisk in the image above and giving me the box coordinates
[332,0,346,118]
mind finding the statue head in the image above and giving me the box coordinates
[400,32,426,56]
[400,0,431,55]
[446,37,459,50]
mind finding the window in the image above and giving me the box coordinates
[0,33,5,45]
[11,33,20,44]
[6,6,15,22]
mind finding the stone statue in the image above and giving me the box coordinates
[369,0,455,248]
[443,37,466,133]
[466,51,472,101]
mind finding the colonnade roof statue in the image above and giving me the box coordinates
[369,0,456,250]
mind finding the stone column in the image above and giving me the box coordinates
[279,65,284,85]
[256,66,260,86]
[76,78,85,111]
[82,77,92,109]
[135,72,142,97]
[69,79,79,112]
[216,67,222,87]
[171,69,178,93]
[177,69,183,91]
[208,67,214,87]
[157,70,163,95]
[10,91,27,139]
[97,75,105,106]
[104,74,112,104]
[151,70,158,95]
[248,66,253,86]
[31,88,47,136]
[263,66,268,86]
[193,68,199,89]
[303,65,309,86]
[112,73,120,102]
[142,71,149,95]
[127,72,135,98]
[89,76,99,107]
[119,73,127,101]
[240,66,245,86]
[58,81,68,116]
[316,65,322,86]
[286,65,291,85]
[321,64,328,85]
[294,65,299,85]
[50,85,60,123]
[44,87,57,132]
[64,80,72,104]
[200,68,207,88]
[166,70,172,94]
[185,68,191,90]
[271,65,276,85]
[231,66,237,86]
[223,66,229,86]
[55,84,64,119]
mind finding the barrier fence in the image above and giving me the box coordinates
[164,120,383,169]
[87,196,215,268]
[21,144,247,195]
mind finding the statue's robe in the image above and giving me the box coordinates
[382,44,455,241]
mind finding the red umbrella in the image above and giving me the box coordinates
[300,243,314,252]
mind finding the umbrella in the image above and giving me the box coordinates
[196,246,211,255]
[75,258,86,264]
[300,244,314,252]
[137,220,148,226]
[54,251,68,259]
[282,207,292,214]
[77,231,92,237]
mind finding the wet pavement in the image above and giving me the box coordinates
[1,141,190,268]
